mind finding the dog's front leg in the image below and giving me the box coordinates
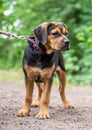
[36,79,52,119]
[17,79,34,117]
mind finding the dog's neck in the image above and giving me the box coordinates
[45,44,54,54]
[35,37,54,54]
[28,36,54,55]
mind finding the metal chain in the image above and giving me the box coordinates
[0,30,28,40]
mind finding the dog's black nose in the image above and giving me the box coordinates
[64,39,70,44]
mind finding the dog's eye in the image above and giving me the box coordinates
[51,32,60,37]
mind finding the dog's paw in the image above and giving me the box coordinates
[64,103,75,109]
[31,100,40,107]
[36,110,50,119]
[17,109,30,117]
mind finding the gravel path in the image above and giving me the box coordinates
[0,81,92,130]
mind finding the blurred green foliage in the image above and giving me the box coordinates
[0,0,92,85]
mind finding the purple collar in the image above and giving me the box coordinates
[28,36,45,54]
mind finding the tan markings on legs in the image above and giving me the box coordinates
[32,83,43,107]
[36,80,52,119]
[17,79,34,117]
[56,66,74,109]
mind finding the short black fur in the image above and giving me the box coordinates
[23,40,66,81]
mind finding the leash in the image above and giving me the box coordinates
[0,30,45,54]
[0,30,27,40]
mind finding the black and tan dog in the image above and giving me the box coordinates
[17,22,74,119]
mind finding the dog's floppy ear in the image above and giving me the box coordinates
[33,23,48,45]
[33,22,56,45]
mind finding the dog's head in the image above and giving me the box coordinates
[33,22,70,54]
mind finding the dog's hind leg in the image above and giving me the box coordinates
[56,66,74,109]
[32,83,43,107]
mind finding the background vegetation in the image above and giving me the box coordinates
[0,0,92,85]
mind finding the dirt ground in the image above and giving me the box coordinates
[0,80,92,130]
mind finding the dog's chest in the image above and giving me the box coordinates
[24,65,55,82]
[26,48,54,69]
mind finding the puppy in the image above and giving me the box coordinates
[17,22,74,119]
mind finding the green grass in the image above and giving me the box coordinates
[0,70,24,82]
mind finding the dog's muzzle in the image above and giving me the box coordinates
[64,39,70,44]
[62,39,70,51]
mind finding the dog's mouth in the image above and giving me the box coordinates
[61,44,70,51]
[52,44,70,52]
